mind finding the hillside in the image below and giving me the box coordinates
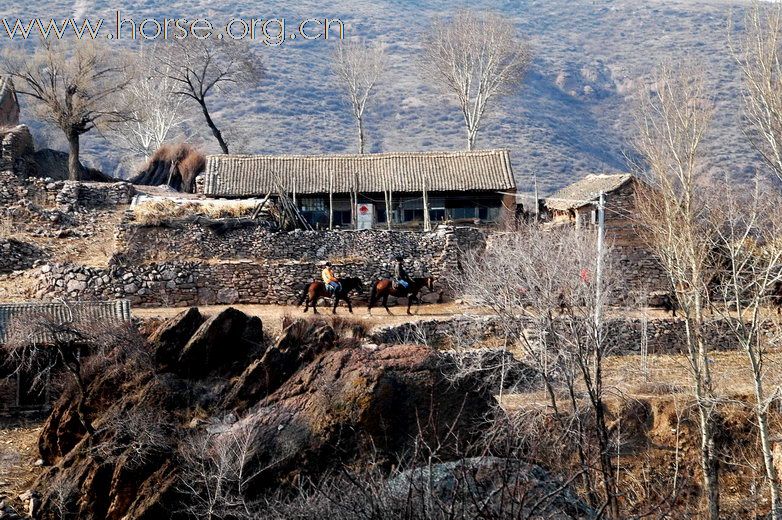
[0,0,758,193]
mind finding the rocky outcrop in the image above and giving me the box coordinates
[30,310,496,519]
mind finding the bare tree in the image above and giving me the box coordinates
[422,10,532,150]
[732,2,782,183]
[633,64,721,520]
[2,310,145,441]
[179,419,294,520]
[453,224,622,518]
[709,179,782,520]
[1,40,132,180]
[111,46,188,161]
[333,40,386,154]
[157,38,263,154]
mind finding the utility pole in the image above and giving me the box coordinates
[594,191,606,327]
[533,171,539,221]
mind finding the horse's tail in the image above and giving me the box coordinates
[368,280,377,308]
[298,284,310,306]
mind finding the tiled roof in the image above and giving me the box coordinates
[545,174,634,211]
[0,300,132,343]
[203,150,516,197]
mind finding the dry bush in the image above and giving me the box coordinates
[132,199,257,226]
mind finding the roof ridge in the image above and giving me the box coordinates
[206,149,511,160]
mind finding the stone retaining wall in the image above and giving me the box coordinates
[53,181,135,211]
[115,220,485,273]
[33,258,446,307]
[0,238,45,273]
[370,315,769,354]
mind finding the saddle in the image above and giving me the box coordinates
[394,279,410,291]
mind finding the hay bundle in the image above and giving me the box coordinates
[130,143,205,193]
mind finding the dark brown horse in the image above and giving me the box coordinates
[368,277,435,315]
[298,277,364,314]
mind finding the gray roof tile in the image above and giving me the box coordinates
[0,300,131,343]
[203,150,516,197]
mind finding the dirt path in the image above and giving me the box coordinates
[133,302,478,335]
[0,420,43,513]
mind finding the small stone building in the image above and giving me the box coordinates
[0,300,132,413]
[201,150,517,229]
[545,173,669,298]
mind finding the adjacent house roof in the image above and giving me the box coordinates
[202,150,516,197]
[545,174,634,211]
[0,300,132,344]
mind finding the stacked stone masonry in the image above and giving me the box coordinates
[370,315,770,355]
[0,238,44,273]
[115,218,485,270]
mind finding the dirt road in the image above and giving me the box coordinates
[132,302,478,335]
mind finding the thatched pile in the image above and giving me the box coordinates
[130,144,205,193]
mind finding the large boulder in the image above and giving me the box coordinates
[217,342,494,491]
[30,312,498,520]
[176,307,264,378]
[148,307,205,370]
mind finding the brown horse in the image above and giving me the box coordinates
[298,277,364,314]
[368,277,435,315]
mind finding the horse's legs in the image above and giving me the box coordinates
[346,297,354,314]
[312,297,319,314]
[303,293,310,313]
[332,294,339,314]
[383,294,392,315]
[407,293,414,315]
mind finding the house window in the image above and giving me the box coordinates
[299,197,325,212]
[430,208,446,221]
[450,207,476,220]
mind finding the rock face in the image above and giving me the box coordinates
[31,310,496,520]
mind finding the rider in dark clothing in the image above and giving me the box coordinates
[393,256,411,290]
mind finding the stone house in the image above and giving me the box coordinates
[0,300,131,413]
[544,173,669,298]
[201,150,517,229]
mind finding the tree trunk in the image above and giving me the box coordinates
[357,116,365,154]
[750,348,782,520]
[198,98,229,154]
[466,127,477,151]
[66,131,83,181]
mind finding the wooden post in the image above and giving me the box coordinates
[292,179,297,208]
[328,172,334,231]
[423,176,431,232]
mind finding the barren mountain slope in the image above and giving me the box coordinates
[0,0,757,192]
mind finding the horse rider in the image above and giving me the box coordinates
[393,255,412,291]
[321,261,341,294]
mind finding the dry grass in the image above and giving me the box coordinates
[132,199,258,226]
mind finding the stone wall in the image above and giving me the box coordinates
[0,238,45,273]
[369,315,769,355]
[34,258,446,307]
[0,170,26,205]
[116,220,484,272]
[0,125,33,175]
[54,181,135,211]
